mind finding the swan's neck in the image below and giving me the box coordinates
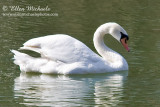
[93,24,128,69]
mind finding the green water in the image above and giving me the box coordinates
[0,0,160,106]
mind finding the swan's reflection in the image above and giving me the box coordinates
[14,71,128,106]
[94,74,125,106]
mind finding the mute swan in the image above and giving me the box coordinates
[11,22,129,74]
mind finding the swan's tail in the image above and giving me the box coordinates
[11,50,29,64]
[11,50,58,73]
[11,50,43,72]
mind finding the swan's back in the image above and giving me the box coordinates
[21,34,100,63]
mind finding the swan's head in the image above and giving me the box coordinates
[109,23,130,52]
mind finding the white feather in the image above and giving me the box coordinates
[11,22,129,74]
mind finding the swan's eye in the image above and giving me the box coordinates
[120,32,129,41]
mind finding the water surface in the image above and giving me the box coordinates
[0,0,160,106]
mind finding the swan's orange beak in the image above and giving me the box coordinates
[120,38,130,52]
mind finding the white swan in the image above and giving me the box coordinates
[11,22,130,74]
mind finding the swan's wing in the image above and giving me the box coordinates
[19,34,100,63]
